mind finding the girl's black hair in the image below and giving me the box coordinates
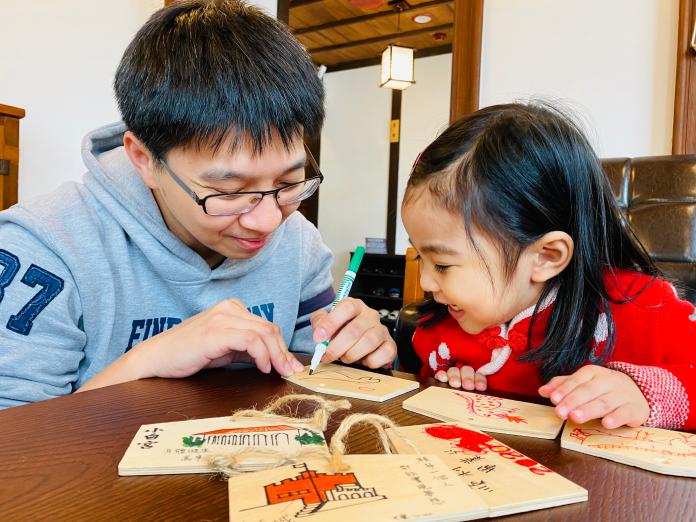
[404,102,659,381]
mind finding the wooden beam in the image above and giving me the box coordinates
[403,247,424,305]
[386,90,402,255]
[294,0,452,36]
[277,0,290,23]
[672,0,696,154]
[449,0,483,123]
[325,44,452,72]
[309,23,452,54]
[276,0,290,25]
[0,109,23,210]
[290,0,324,8]
[0,105,25,120]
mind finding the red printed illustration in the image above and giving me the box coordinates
[454,392,527,424]
[425,424,553,476]
[569,427,696,458]
[242,463,386,517]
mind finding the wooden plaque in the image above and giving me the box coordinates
[227,454,489,521]
[561,420,696,477]
[118,417,327,476]
[387,423,587,517]
[402,387,564,439]
[284,363,419,402]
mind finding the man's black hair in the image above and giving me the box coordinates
[114,0,324,159]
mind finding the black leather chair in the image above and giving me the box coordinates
[395,154,696,373]
[604,154,696,303]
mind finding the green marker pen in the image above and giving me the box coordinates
[309,246,365,374]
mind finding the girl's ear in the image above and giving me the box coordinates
[123,131,160,190]
[530,231,574,283]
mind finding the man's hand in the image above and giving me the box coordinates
[538,365,650,429]
[310,298,396,368]
[134,299,304,379]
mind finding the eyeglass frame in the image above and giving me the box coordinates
[157,143,324,216]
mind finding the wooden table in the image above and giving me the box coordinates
[1,367,694,521]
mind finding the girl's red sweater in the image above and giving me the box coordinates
[413,270,695,430]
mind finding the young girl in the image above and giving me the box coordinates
[401,102,695,431]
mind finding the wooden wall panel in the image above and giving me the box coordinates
[0,105,25,210]
[673,0,696,154]
[449,0,483,123]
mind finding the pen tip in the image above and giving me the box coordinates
[309,369,314,375]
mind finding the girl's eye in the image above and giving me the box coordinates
[434,264,450,273]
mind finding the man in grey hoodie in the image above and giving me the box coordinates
[0,0,396,408]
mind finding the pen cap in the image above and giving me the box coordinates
[349,246,366,273]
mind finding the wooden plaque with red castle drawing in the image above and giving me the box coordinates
[227,455,490,521]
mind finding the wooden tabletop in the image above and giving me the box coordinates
[0,366,694,521]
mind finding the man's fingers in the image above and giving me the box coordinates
[218,317,292,376]
[208,329,271,374]
[312,298,362,343]
[339,325,389,365]
[322,312,379,363]
[361,340,397,369]
[310,309,328,330]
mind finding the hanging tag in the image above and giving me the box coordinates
[389,119,400,143]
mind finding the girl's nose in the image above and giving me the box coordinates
[419,268,439,293]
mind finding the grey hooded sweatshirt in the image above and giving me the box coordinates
[0,122,335,409]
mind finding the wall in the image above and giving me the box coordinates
[394,53,452,254]
[479,0,679,157]
[319,54,452,281]
[1,0,276,203]
[321,0,679,272]
[318,65,393,282]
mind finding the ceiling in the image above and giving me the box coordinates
[288,0,454,71]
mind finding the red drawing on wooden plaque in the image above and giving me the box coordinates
[425,425,553,476]
[454,392,528,424]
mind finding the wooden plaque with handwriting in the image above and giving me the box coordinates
[118,417,327,476]
[284,363,419,402]
[387,422,587,517]
[561,420,696,477]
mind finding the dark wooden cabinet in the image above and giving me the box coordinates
[349,252,406,336]
[0,104,25,210]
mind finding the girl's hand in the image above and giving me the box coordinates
[538,365,650,429]
[310,298,397,368]
[435,366,488,391]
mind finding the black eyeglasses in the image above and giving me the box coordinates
[158,144,324,216]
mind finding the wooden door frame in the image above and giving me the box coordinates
[449,0,484,123]
[673,0,696,154]
[279,0,484,247]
